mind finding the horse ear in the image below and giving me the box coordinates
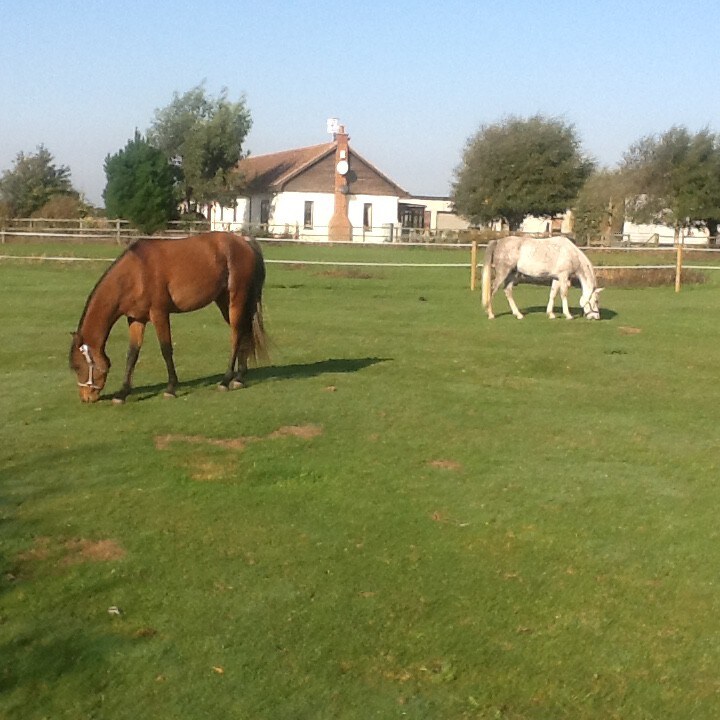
[596,287,604,294]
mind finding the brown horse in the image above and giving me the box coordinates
[69,231,267,403]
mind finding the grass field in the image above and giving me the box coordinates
[2,242,720,719]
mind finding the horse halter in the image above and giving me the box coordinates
[582,297,600,320]
[77,343,102,390]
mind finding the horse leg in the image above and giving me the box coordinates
[558,278,573,319]
[504,280,524,319]
[486,294,495,320]
[150,311,179,397]
[487,270,509,319]
[546,280,559,319]
[216,293,240,391]
[218,290,247,391]
[113,318,146,404]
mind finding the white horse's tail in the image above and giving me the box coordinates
[481,240,497,309]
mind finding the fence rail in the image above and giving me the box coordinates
[4,219,720,249]
[0,219,210,244]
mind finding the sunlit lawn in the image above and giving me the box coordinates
[2,244,720,719]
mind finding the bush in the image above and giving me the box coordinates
[31,194,86,219]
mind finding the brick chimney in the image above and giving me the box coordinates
[327,125,353,242]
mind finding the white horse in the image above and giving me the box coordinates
[481,235,603,320]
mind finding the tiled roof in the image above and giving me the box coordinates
[236,141,409,197]
[236,142,335,192]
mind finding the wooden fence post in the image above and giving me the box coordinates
[675,230,684,293]
[470,241,478,290]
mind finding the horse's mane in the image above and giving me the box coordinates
[75,242,140,331]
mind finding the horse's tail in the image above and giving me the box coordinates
[245,237,269,363]
[481,239,497,309]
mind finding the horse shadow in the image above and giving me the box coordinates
[102,356,391,402]
[491,305,618,320]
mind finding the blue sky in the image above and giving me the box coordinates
[2,0,718,206]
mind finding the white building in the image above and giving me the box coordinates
[621,221,711,246]
[210,126,468,242]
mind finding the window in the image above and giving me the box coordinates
[398,204,425,229]
[363,203,372,231]
[304,200,314,229]
[260,199,270,225]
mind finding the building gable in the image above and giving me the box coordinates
[238,143,335,194]
[236,142,408,198]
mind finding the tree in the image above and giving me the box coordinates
[452,115,594,230]
[0,145,76,217]
[572,169,629,246]
[103,131,179,234]
[148,83,252,208]
[622,126,720,241]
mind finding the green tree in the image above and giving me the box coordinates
[622,126,720,241]
[148,83,252,208]
[0,145,76,217]
[572,169,629,246]
[452,115,594,230]
[103,131,179,234]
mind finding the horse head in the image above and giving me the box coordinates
[69,332,111,403]
[580,288,603,320]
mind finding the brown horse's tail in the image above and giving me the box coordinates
[481,239,497,309]
[245,237,269,363]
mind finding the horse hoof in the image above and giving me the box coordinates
[229,379,246,390]
[163,391,176,399]
[112,396,126,405]
[217,383,229,392]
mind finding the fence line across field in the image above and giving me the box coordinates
[6,227,720,252]
[3,251,720,294]
[3,230,720,293]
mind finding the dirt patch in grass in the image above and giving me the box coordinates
[267,424,323,440]
[155,425,323,481]
[61,538,126,564]
[316,268,375,279]
[428,459,463,471]
[15,536,125,572]
[155,424,323,452]
[16,536,53,562]
[619,326,642,335]
[595,266,707,287]
[154,434,248,451]
[187,458,230,482]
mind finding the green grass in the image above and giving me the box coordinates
[2,245,720,719]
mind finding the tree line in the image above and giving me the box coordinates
[452,116,720,244]
[0,83,252,234]
[2,85,720,242]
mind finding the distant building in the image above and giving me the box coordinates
[520,212,574,236]
[209,124,469,242]
[621,221,711,245]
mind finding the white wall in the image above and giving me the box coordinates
[210,198,249,232]
[622,221,710,245]
[520,211,573,235]
[347,194,399,242]
[211,191,400,242]
[272,191,334,238]
[436,211,471,231]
